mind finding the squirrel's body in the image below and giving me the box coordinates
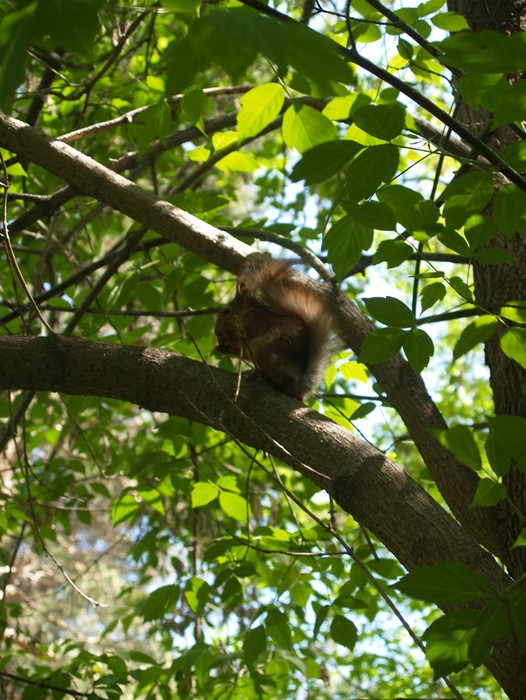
[215,256,336,401]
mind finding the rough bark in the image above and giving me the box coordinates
[448,0,526,580]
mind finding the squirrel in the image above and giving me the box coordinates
[214,255,337,401]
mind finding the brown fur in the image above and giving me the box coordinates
[215,256,336,400]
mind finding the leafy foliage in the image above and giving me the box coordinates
[1,0,526,698]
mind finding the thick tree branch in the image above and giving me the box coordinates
[0,333,524,696]
[0,113,252,272]
[0,113,507,561]
[0,335,502,577]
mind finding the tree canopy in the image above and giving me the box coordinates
[1,0,526,698]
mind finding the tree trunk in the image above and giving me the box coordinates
[448,0,526,580]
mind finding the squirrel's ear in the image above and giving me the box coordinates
[237,280,250,296]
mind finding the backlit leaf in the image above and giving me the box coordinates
[237,83,285,139]
[282,104,337,153]
[500,327,526,369]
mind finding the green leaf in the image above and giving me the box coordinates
[185,577,211,615]
[397,38,413,61]
[181,89,213,134]
[237,84,285,140]
[449,275,474,303]
[373,240,413,268]
[37,0,104,58]
[0,3,36,112]
[500,140,526,170]
[290,140,362,184]
[352,103,406,141]
[243,625,267,666]
[419,0,447,15]
[377,185,439,231]
[282,104,337,153]
[358,328,405,364]
[344,201,397,230]
[435,425,482,471]
[423,610,483,678]
[313,605,330,641]
[484,432,512,478]
[329,615,358,650]
[266,608,292,649]
[324,216,373,278]
[112,493,141,525]
[219,491,248,524]
[472,247,516,265]
[437,228,471,256]
[458,73,505,109]
[432,12,469,31]
[441,172,495,229]
[420,282,446,312]
[439,30,526,73]
[493,184,526,237]
[403,328,434,373]
[471,478,507,507]
[512,528,526,549]
[500,327,526,369]
[490,79,526,129]
[508,590,526,647]
[464,214,497,250]
[363,296,416,328]
[395,562,492,605]
[164,0,201,21]
[452,316,498,360]
[500,300,526,324]
[143,585,180,622]
[488,415,526,462]
[191,481,219,508]
[346,144,399,201]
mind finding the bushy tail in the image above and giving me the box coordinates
[240,255,338,398]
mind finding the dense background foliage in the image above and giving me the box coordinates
[0,0,526,698]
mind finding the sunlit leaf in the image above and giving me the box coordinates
[219,491,248,524]
[500,327,526,369]
[191,481,219,508]
[282,104,337,153]
[237,83,285,139]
